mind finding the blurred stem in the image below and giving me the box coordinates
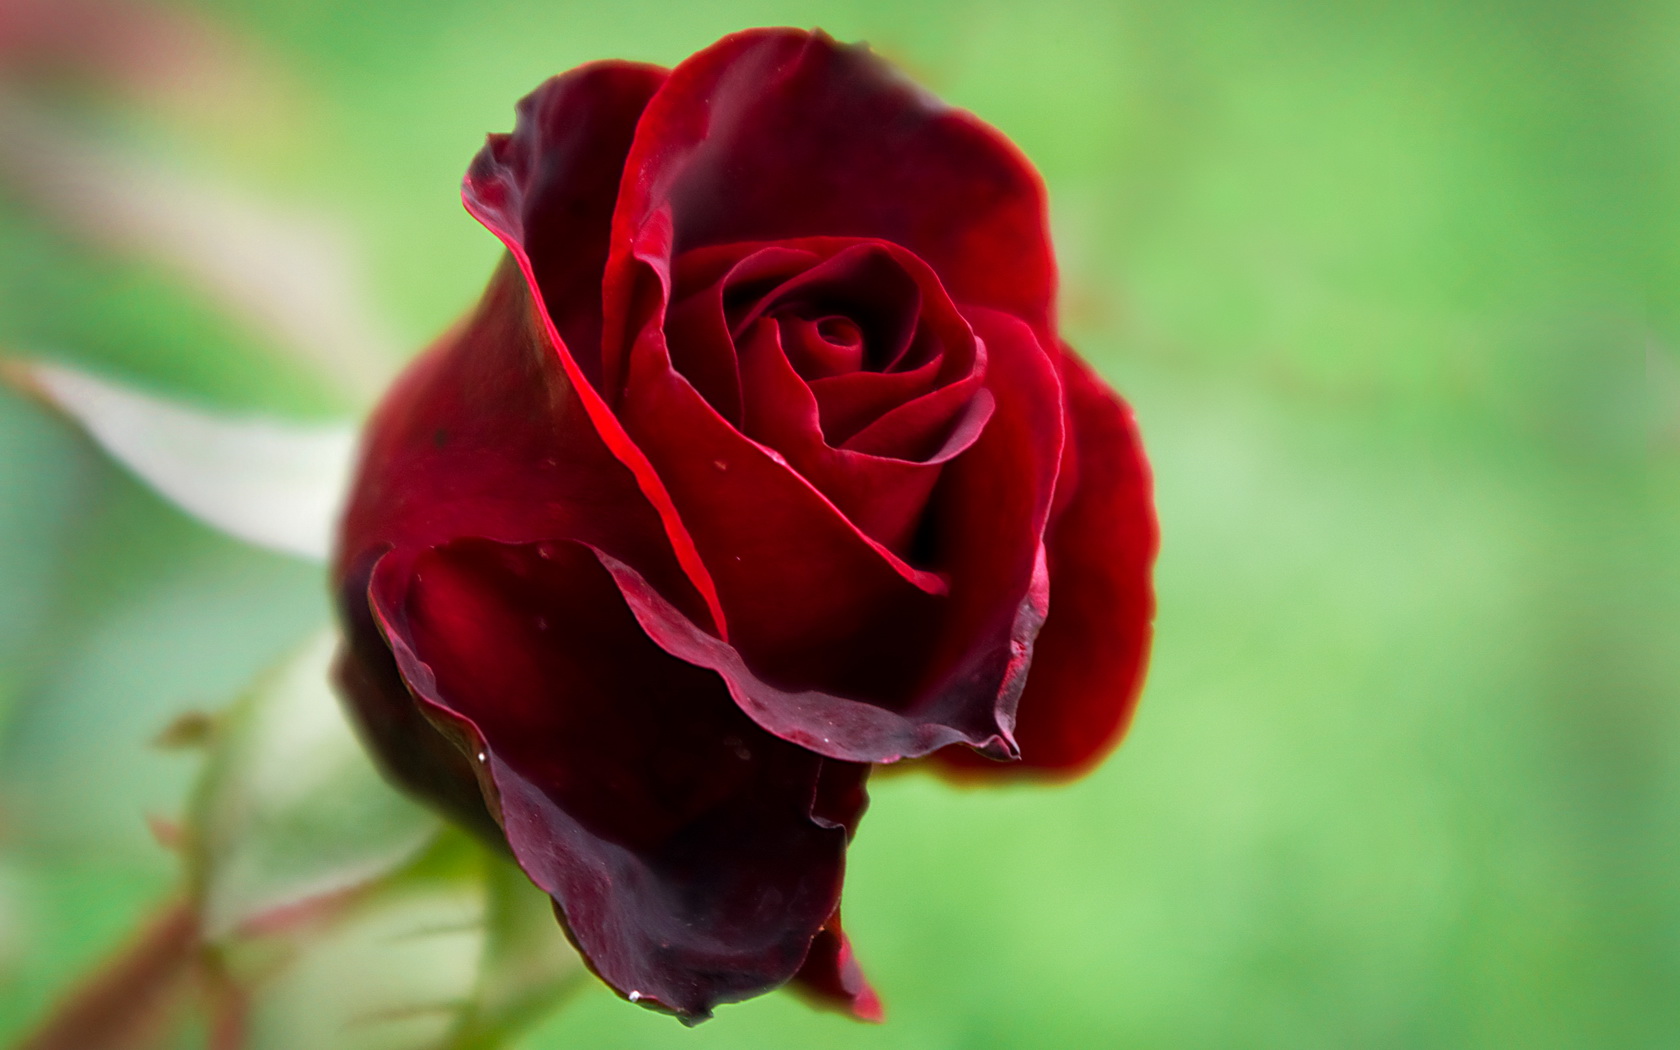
[13,899,201,1050]
[199,950,252,1050]
[438,846,593,1050]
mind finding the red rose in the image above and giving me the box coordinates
[334,28,1155,1023]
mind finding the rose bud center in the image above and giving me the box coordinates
[663,238,993,557]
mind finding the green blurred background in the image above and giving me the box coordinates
[0,0,1674,1046]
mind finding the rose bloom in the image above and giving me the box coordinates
[334,28,1155,1023]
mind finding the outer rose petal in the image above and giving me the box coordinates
[603,26,1057,393]
[462,62,727,634]
[462,60,665,384]
[832,306,1066,762]
[790,912,883,1021]
[336,547,506,845]
[335,254,875,1021]
[365,539,870,1023]
[348,61,697,615]
[336,259,706,626]
[935,350,1157,776]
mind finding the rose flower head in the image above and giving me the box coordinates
[334,27,1156,1024]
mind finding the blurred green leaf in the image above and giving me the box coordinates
[187,629,437,941]
[5,359,355,561]
[226,849,488,1050]
[184,632,585,1049]
[211,830,586,1050]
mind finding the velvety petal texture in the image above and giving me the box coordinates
[335,26,1155,1024]
[931,349,1158,778]
[370,540,866,1020]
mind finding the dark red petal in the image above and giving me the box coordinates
[463,67,726,636]
[667,237,980,449]
[839,379,992,462]
[599,305,1063,767]
[336,260,706,622]
[805,363,945,446]
[779,314,865,378]
[597,551,990,764]
[608,28,1057,346]
[734,319,990,553]
[615,217,956,637]
[660,246,808,425]
[334,548,504,847]
[366,539,870,1022]
[462,61,665,385]
[937,350,1157,777]
[790,912,883,1022]
[730,242,924,376]
[896,307,1065,756]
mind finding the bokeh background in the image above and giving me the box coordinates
[1,0,1674,1046]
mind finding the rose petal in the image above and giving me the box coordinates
[658,247,776,424]
[597,550,984,763]
[617,214,954,627]
[779,314,865,378]
[934,349,1156,776]
[363,539,868,1023]
[729,242,924,377]
[608,29,1057,348]
[892,307,1065,758]
[336,549,507,847]
[753,241,981,448]
[789,912,883,1021]
[462,64,727,635]
[668,237,980,448]
[735,318,993,553]
[805,363,945,447]
[337,261,706,625]
[837,378,993,463]
[463,61,665,385]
